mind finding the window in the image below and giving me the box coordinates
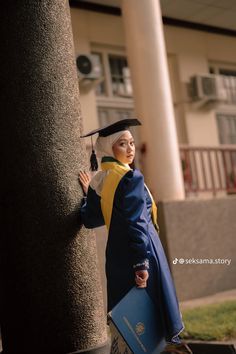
[209,61,236,76]
[91,52,106,96]
[98,107,134,126]
[209,62,236,104]
[108,55,132,97]
[219,69,236,77]
[216,113,236,144]
[91,48,133,99]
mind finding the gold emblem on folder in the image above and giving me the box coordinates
[135,322,145,336]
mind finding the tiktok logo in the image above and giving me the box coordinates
[172,258,178,264]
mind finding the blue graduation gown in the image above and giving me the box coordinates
[80,160,184,343]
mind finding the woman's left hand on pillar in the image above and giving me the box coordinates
[79,171,91,195]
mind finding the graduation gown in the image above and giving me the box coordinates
[80,157,184,343]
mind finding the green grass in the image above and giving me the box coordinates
[181,300,236,341]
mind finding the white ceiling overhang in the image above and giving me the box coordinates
[70,0,236,34]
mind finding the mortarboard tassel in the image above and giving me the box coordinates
[90,136,98,171]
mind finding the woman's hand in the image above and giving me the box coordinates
[79,171,91,195]
[135,270,149,288]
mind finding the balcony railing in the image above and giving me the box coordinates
[180,145,236,197]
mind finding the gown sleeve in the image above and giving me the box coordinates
[79,186,105,229]
[118,169,150,271]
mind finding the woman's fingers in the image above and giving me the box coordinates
[79,175,87,184]
[136,277,147,288]
[78,171,91,195]
[135,275,146,285]
[135,270,149,288]
[79,171,91,183]
[80,171,90,179]
[135,270,149,281]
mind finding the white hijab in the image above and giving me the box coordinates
[95,130,129,158]
[91,129,131,195]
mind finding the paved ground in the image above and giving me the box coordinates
[179,288,236,310]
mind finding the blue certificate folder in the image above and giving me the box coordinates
[109,287,166,354]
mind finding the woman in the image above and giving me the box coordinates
[79,119,185,350]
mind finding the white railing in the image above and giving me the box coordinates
[180,145,236,196]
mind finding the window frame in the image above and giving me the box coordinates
[91,44,134,107]
[216,109,236,145]
[209,61,236,76]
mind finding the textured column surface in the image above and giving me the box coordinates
[122,0,185,201]
[0,1,108,353]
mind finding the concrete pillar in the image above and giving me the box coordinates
[0,1,108,353]
[122,0,185,201]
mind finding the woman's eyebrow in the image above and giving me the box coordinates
[118,138,135,142]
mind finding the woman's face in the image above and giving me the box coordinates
[112,131,135,165]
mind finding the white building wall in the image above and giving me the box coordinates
[70,7,236,146]
[164,25,236,146]
[71,8,125,134]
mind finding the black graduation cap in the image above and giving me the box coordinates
[81,118,141,138]
[81,118,141,171]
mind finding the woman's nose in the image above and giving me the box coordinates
[127,144,134,152]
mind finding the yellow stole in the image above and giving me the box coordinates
[145,185,159,232]
[100,158,130,231]
[100,157,159,232]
